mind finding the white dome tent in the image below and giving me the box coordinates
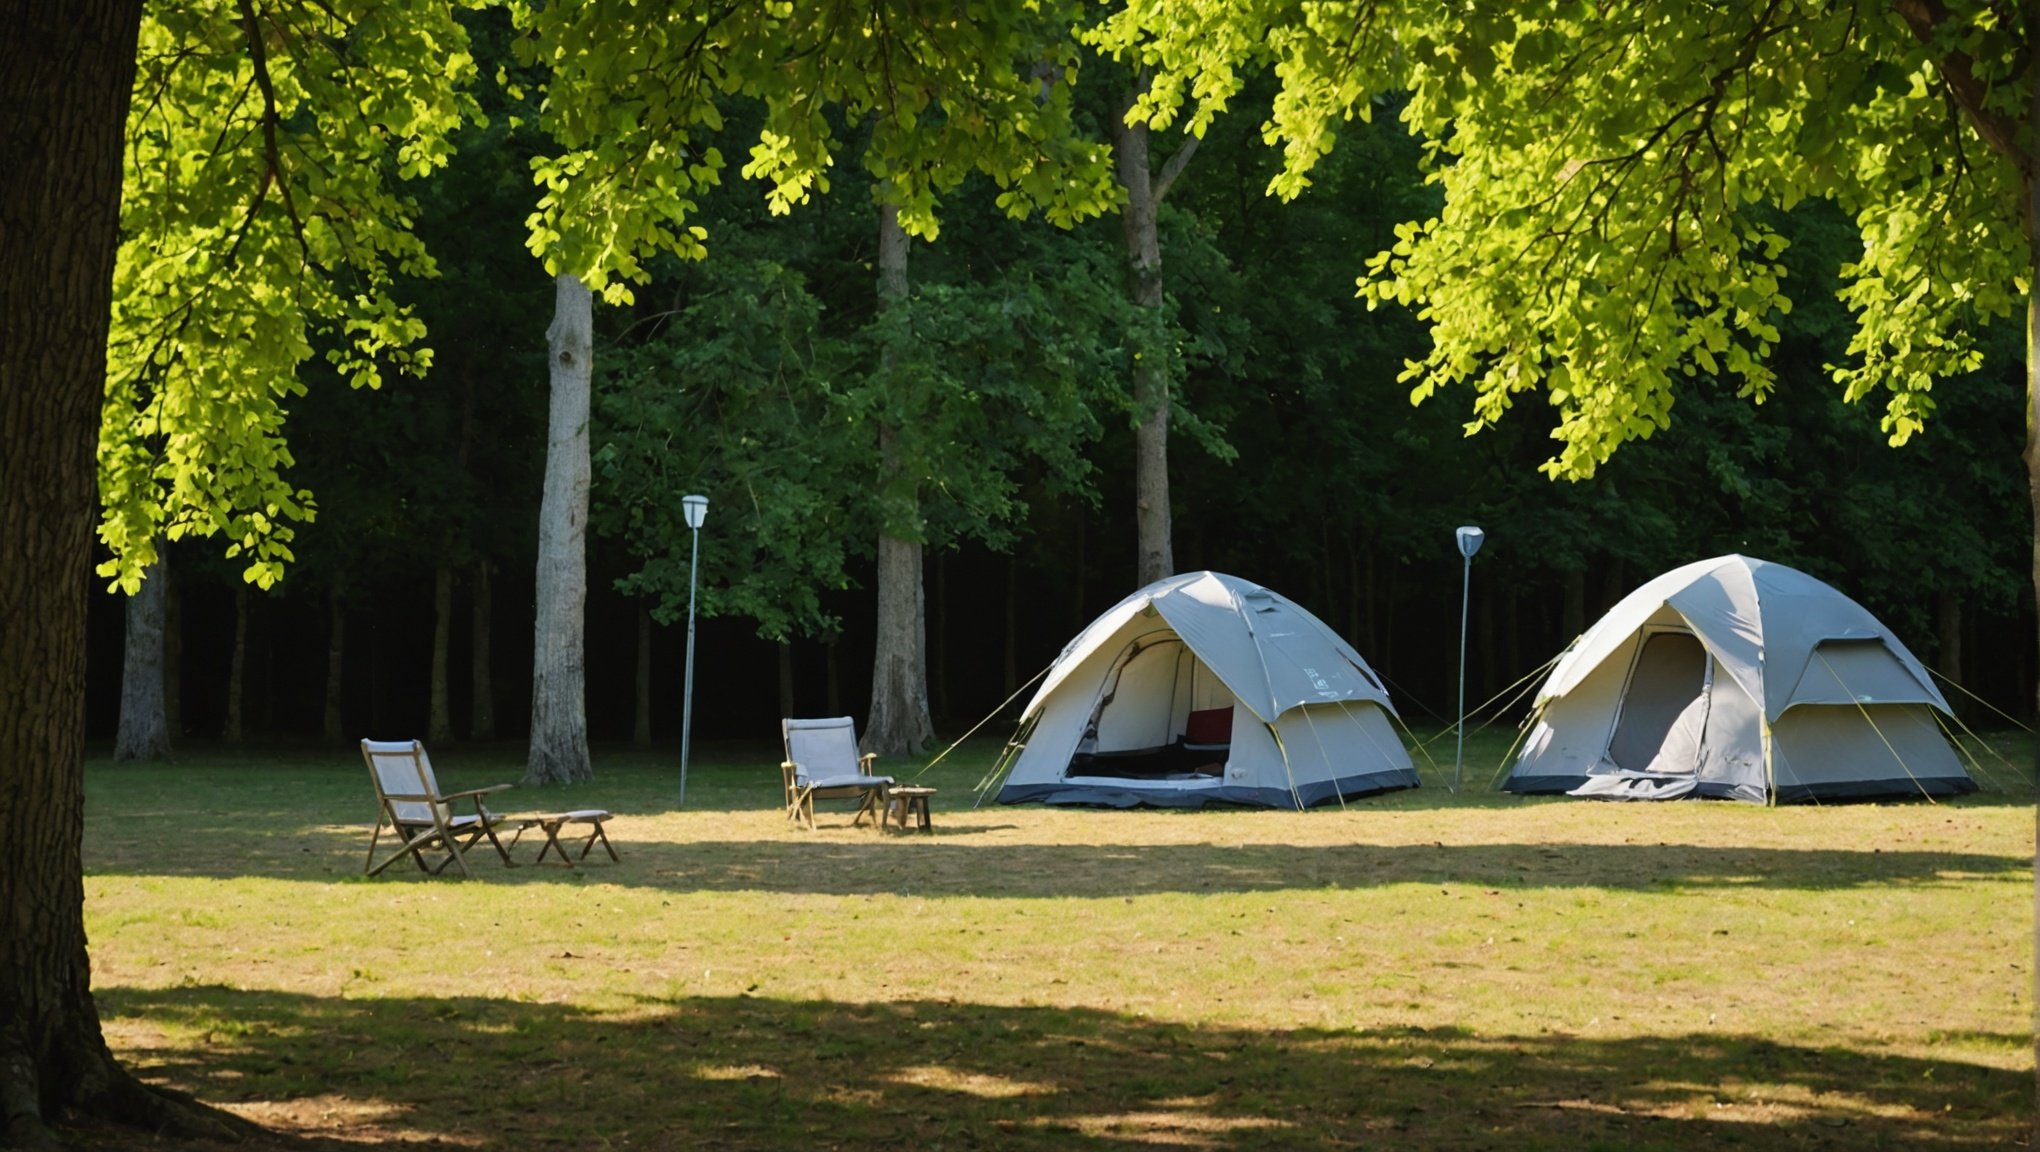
[994,572,1419,809]
[1501,555,1975,803]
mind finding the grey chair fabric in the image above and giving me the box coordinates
[781,717,894,829]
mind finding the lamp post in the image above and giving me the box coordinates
[1454,525,1485,793]
[679,494,708,805]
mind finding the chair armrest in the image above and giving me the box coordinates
[782,761,802,787]
[440,785,513,802]
[859,752,878,771]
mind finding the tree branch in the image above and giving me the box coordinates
[1152,132,1202,205]
[235,0,310,263]
[1891,0,2026,171]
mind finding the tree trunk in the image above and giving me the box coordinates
[1003,557,1019,696]
[825,636,842,715]
[865,202,935,758]
[162,560,180,738]
[777,641,796,719]
[1598,558,1628,613]
[1936,590,1963,715]
[2021,145,2040,1136]
[1114,80,1175,586]
[1477,578,1498,699]
[112,551,172,762]
[223,586,248,744]
[526,273,594,785]
[0,3,248,1143]
[323,587,347,744]
[470,560,495,739]
[429,562,453,742]
[932,552,948,722]
[634,606,652,748]
[1562,569,1587,642]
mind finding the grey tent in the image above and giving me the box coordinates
[996,571,1418,809]
[1502,555,1975,803]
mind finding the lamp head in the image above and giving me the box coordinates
[682,494,708,531]
[1455,525,1485,559]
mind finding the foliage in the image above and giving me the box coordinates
[592,208,1136,642]
[99,0,484,590]
[1098,1,2032,480]
[514,0,1123,299]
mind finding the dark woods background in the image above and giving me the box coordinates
[82,27,2036,749]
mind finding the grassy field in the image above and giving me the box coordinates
[75,728,2035,1150]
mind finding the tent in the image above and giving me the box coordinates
[1502,555,1975,803]
[995,571,1418,809]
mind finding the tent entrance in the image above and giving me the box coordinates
[1607,630,1711,774]
[1067,635,1235,782]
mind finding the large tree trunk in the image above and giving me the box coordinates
[470,559,495,739]
[777,641,796,719]
[526,273,593,785]
[429,562,453,742]
[323,587,346,744]
[1114,87,1174,586]
[1113,73,1203,587]
[0,3,246,1144]
[865,202,935,758]
[223,585,248,743]
[112,551,172,762]
[2022,151,2040,1137]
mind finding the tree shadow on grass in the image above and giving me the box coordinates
[79,984,2028,1151]
[99,822,2033,899]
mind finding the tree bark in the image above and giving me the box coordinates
[634,606,652,748]
[1562,568,1587,642]
[777,641,797,719]
[223,585,248,744]
[526,273,594,785]
[2021,104,2040,1132]
[1003,557,1019,696]
[1935,590,1963,713]
[825,635,842,715]
[323,587,346,744]
[865,202,935,758]
[932,552,949,722]
[470,560,495,739]
[162,560,180,738]
[0,3,249,1144]
[1113,77,1178,586]
[112,551,172,762]
[429,562,453,743]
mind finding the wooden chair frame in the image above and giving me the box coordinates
[362,739,515,879]
[781,752,885,830]
[781,716,891,830]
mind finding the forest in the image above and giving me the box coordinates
[79,10,2033,759]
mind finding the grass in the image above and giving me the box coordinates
[75,728,2036,1150]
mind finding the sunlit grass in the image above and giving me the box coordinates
[77,728,2035,1149]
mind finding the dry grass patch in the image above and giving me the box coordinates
[75,731,2034,1149]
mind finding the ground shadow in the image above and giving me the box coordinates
[76,984,2028,1151]
[100,820,2032,898]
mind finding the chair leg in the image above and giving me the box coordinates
[438,818,474,879]
[364,819,387,876]
[579,822,619,862]
[479,819,517,868]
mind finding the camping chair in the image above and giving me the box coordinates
[781,717,894,830]
[361,739,515,878]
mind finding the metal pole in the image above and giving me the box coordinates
[679,523,701,805]
[1455,551,1472,793]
